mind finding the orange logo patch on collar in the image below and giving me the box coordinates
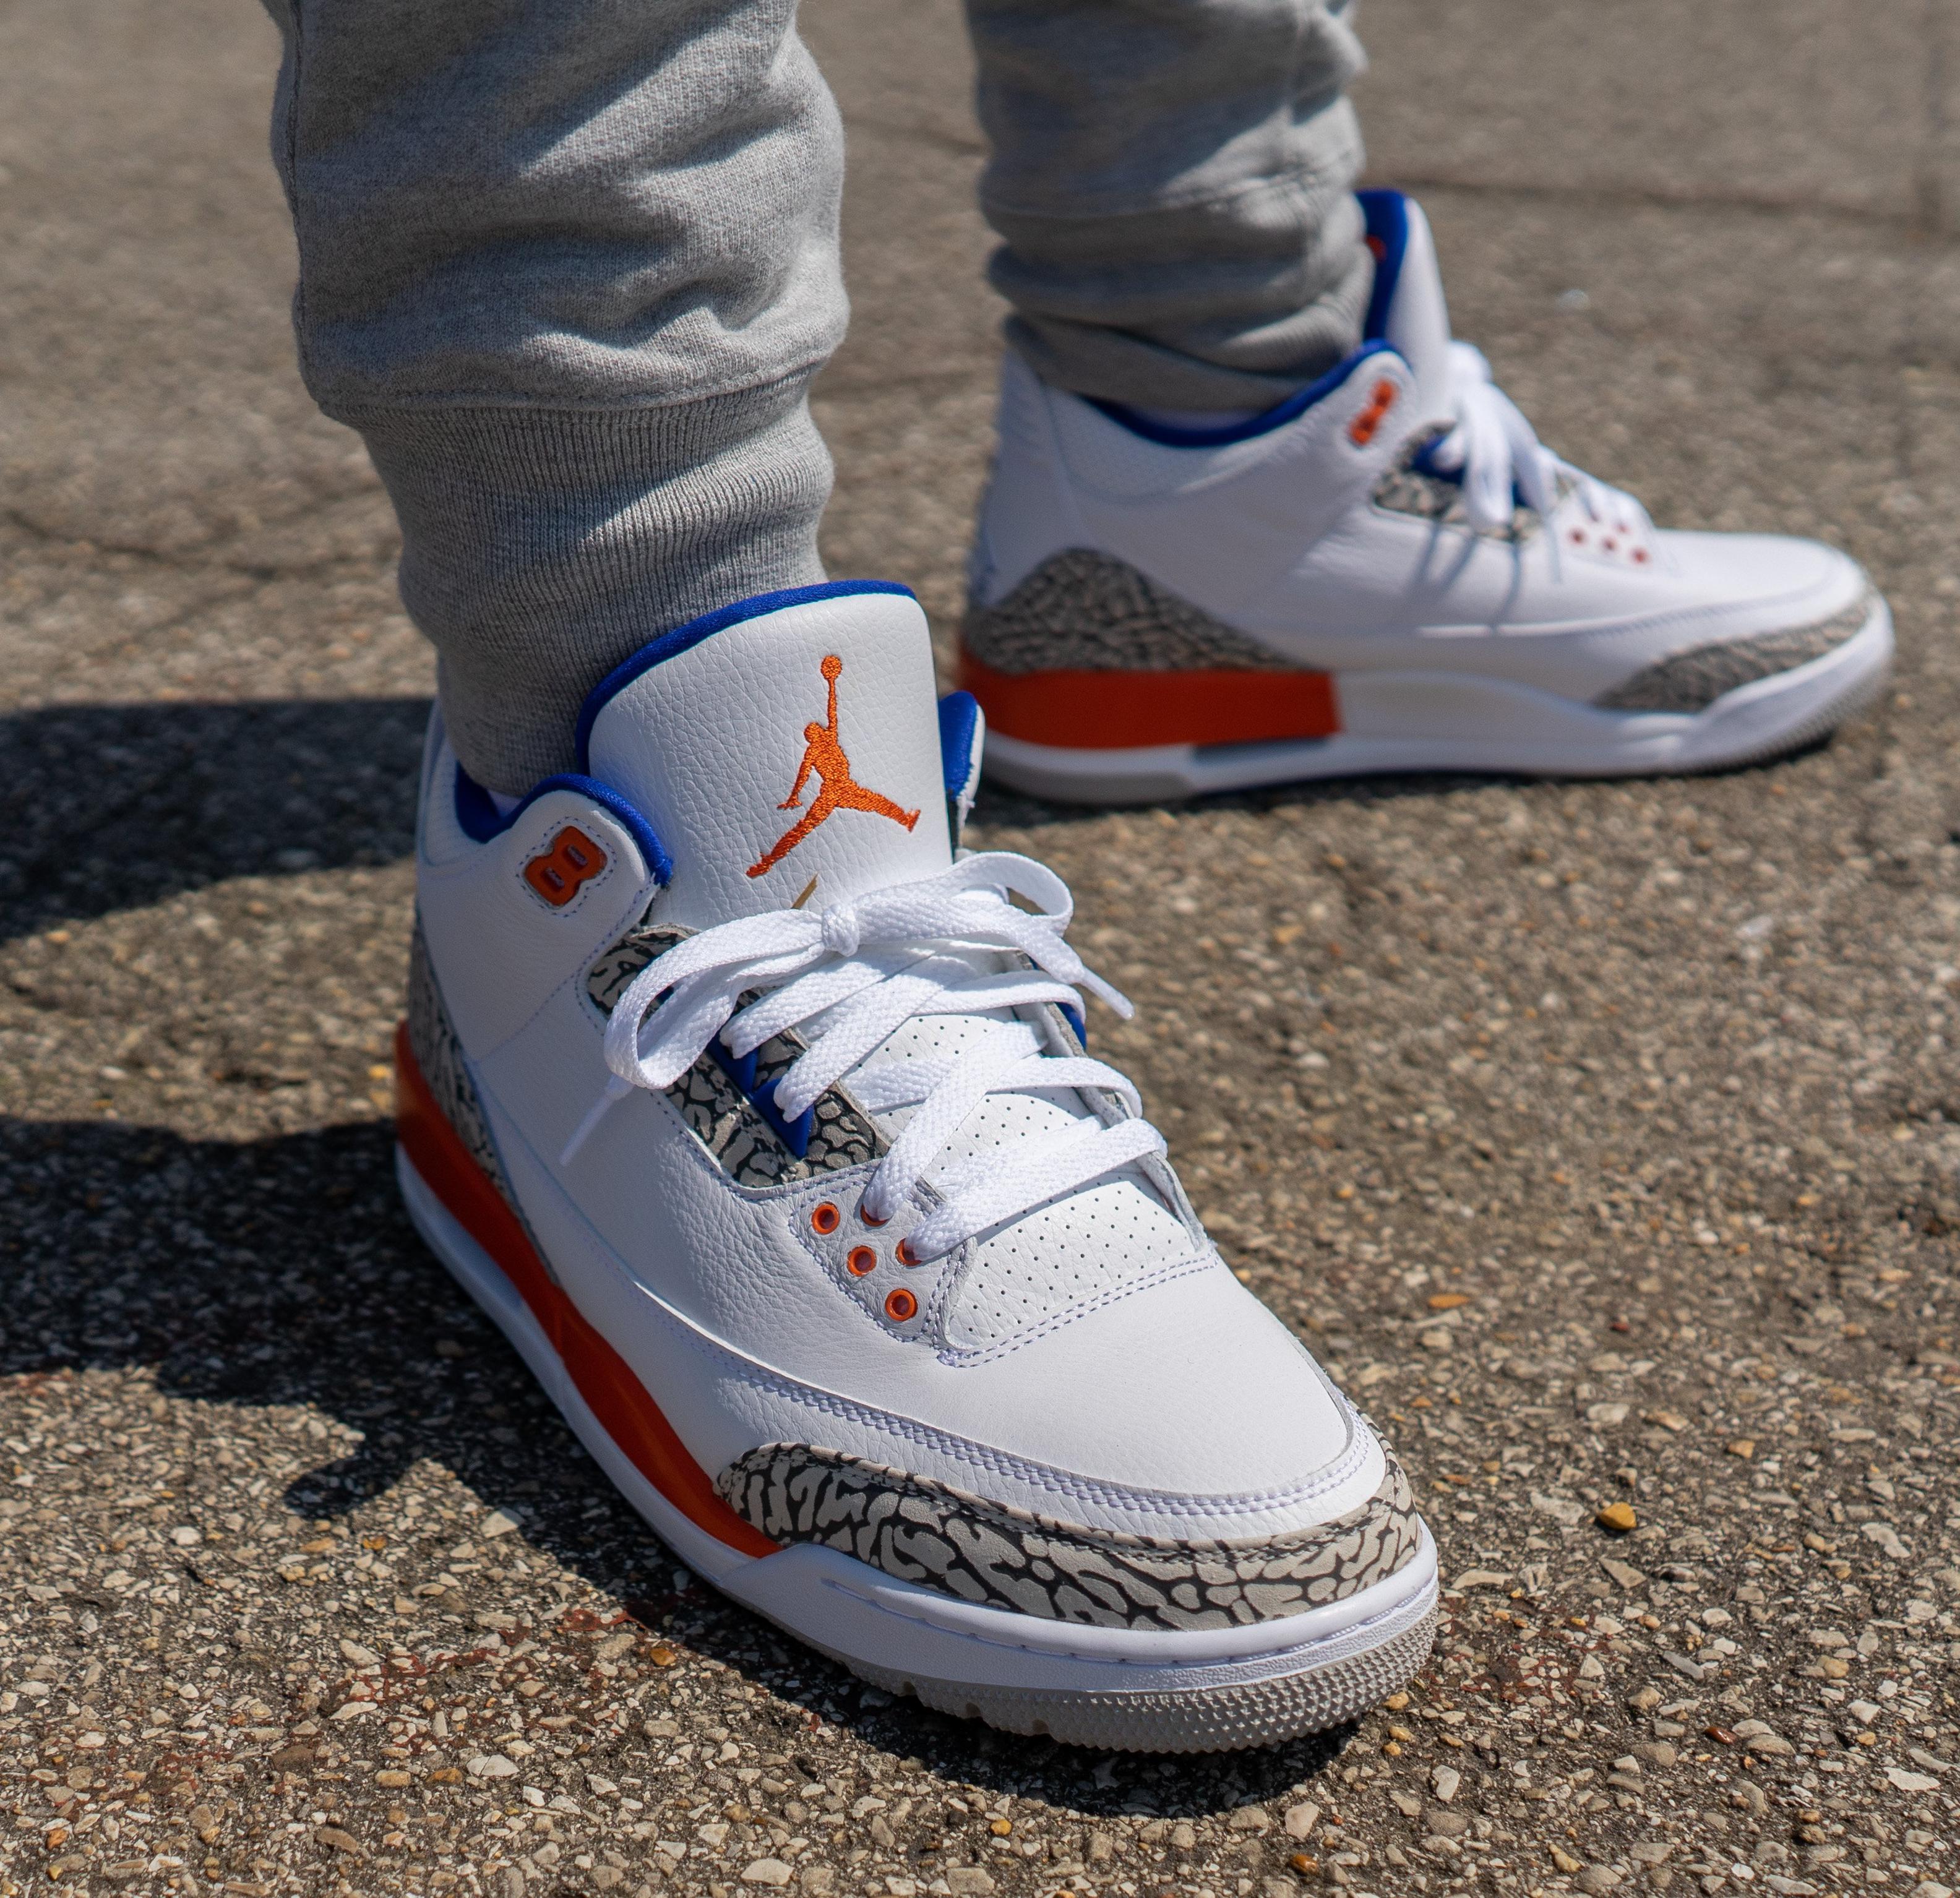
[747,655,919,878]
[523,825,608,907]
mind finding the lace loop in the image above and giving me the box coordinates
[564,852,1155,1263]
[1427,341,1638,545]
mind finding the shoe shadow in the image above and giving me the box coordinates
[967,729,1846,835]
[2,1108,1376,1816]
[0,696,431,944]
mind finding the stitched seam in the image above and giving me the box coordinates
[319,363,829,426]
[980,139,1357,226]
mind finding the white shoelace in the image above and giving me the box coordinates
[561,852,1168,1261]
[1426,340,1638,546]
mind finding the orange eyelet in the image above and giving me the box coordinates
[859,1205,889,1227]
[810,1203,840,1235]
[847,1247,877,1277]
[896,1239,919,1266]
[883,1287,918,1322]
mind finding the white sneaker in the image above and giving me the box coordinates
[964,191,1893,803]
[396,582,1436,1751]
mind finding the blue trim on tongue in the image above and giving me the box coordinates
[574,580,918,771]
[1357,187,1411,343]
[453,764,675,886]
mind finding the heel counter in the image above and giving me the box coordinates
[969,352,1085,611]
[405,919,515,1209]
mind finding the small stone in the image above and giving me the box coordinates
[475,1610,518,1631]
[481,1509,524,1538]
[799,1870,836,1894]
[316,1825,365,1856]
[170,1525,202,1547]
[1597,1502,1637,1533]
[468,1754,518,1779]
[269,1746,315,1772]
[1646,1411,1689,1433]
[1390,1789,1422,1818]
[1886,1767,1939,1793]
[1453,1568,1514,1590]
[1587,1402,1630,1426]
[1418,1329,1453,1351]
[1726,1440,1755,1459]
[339,1639,381,1667]
[1633,1742,1677,1768]
[741,1861,794,1887]
[1911,1883,1953,1898]
[1283,1803,1320,1840]
[944,1872,996,1896]
[1289,1857,1319,1878]
[591,1872,625,1892]
[1430,1766,1460,1803]
[1228,1806,1271,1832]
[1577,1869,1623,1895]
[1552,1846,1585,1873]
[375,1769,411,1788]
[1172,1821,1199,1850]
[1628,1686,1662,1713]
[650,1643,678,1667]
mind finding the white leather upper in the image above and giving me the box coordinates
[585,591,953,929]
[414,591,1375,1542]
[972,196,1867,701]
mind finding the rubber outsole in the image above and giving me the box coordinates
[836,1588,1439,1753]
[981,599,1894,805]
[396,1143,1439,1751]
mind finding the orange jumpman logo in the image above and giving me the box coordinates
[746,655,920,878]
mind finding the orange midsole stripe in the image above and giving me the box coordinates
[393,1023,778,1560]
[959,650,1341,750]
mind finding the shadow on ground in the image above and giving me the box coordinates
[0,697,431,940]
[0,1109,1362,1813]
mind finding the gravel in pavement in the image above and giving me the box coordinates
[5,1,1960,1894]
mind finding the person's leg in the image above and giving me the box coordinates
[260,0,846,791]
[964,0,1372,411]
[955,1,1886,804]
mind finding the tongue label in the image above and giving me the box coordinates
[583,588,951,927]
[747,655,921,878]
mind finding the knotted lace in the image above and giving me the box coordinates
[1426,340,1640,547]
[561,851,1167,1261]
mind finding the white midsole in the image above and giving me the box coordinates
[982,600,1893,804]
[397,1146,1438,1694]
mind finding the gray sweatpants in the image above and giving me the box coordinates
[264,0,1370,790]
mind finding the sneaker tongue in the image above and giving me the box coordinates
[581,585,953,929]
[1365,192,1455,429]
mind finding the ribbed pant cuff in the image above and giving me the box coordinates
[341,381,833,792]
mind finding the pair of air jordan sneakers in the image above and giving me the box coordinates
[397,195,1889,1751]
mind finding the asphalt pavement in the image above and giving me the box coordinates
[3,2,1959,1896]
